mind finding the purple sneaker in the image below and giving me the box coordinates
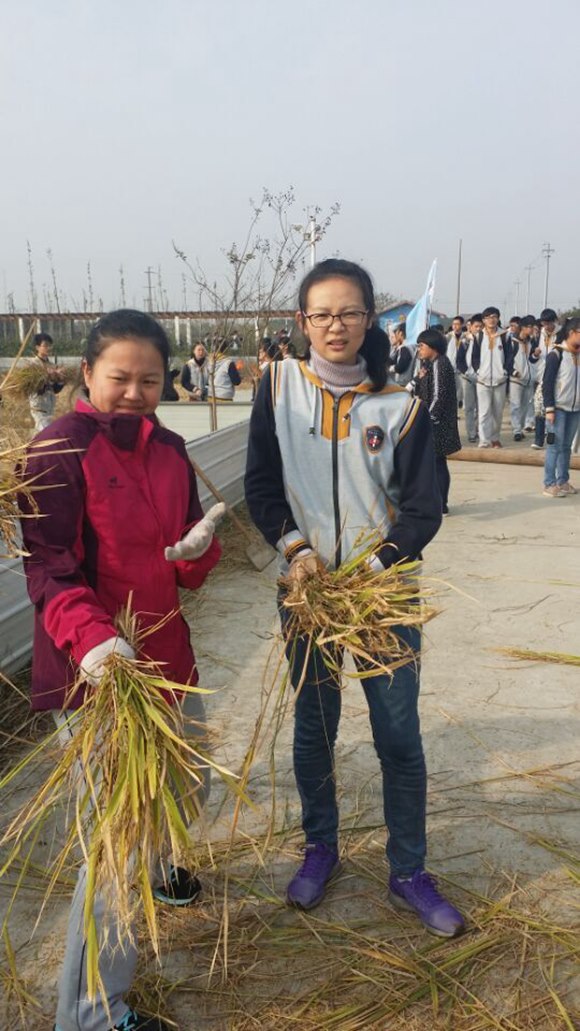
[286,843,341,910]
[389,870,465,938]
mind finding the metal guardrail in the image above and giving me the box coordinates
[0,421,250,676]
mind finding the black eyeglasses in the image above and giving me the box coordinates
[303,310,368,329]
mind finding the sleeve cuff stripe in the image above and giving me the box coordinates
[284,539,309,561]
[399,397,421,441]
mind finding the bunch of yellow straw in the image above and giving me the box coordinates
[2,361,75,397]
[280,544,437,680]
[0,439,41,557]
[498,646,580,667]
[0,610,241,1001]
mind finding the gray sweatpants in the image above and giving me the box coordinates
[461,378,478,440]
[509,381,535,435]
[53,690,210,1031]
[476,383,506,445]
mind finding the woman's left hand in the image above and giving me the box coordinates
[165,503,226,561]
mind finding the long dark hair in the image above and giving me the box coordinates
[298,258,389,391]
[556,316,580,344]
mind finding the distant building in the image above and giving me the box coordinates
[377,300,448,333]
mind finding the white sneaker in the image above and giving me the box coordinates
[558,482,577,495]
[530,443,543,450]
[542,485,566,498]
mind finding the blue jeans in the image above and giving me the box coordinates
[279,602,427,877]
[544,409,580,487]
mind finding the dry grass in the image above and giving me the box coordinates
[0,673,52,777]
[1,361,76,399]
[280,548,437,681]
[497,648,580,668]
[119,826,580,1031]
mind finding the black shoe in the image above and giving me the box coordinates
[513,432,524,441]
[442,504,449,515]
[153,865,202,907]
[55,1011,170,1031]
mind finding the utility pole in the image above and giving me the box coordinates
[293,214,322,268]
[144,267,154,311]
[514,279,521,316]
[524,264,534,311]
[542,242,555,308]
[455,238,462,315]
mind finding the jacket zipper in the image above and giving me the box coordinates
[332,398,341,567]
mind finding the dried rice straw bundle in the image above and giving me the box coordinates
[0,439,41,556]
[1,360,76,398]
[0,436,75,557]
[497,646,580,667]
[280,538,438,681]
[0,606,242,1001]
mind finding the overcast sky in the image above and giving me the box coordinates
[2,0,579,319]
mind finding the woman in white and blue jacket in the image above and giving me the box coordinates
[245,259,465,938]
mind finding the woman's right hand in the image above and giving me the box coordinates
[287,550,323,583]
[80,636,136,687]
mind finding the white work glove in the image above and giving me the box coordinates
[164,502,226,562]
[80,636,136,687]
[287,549,323,583]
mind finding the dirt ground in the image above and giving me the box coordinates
[1,457,579,1030]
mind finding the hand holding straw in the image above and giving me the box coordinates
[280,537,438,681]
[79,635,135,687]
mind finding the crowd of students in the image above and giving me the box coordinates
[388,307,580,499]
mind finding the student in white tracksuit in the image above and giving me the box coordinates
[456,315,482,443]
[470,307,510,448]
[509,316,537,439]
[445,316,465,407]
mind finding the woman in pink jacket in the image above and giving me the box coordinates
[21,309,223,1031]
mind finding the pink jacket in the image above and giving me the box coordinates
[20,399,221,710]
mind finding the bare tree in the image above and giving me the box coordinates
[87,262,95,312]
[46,248,62,313]
[173,186,340,344]
[157,266,169,311]
[119,265,127,307]
[374,291,399,312]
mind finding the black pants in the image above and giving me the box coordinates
[435,456,450,511]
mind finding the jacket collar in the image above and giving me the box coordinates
[75,398,157,451]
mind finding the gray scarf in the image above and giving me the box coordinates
[309,350,368,397]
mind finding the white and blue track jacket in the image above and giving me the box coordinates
[245,360,442,573]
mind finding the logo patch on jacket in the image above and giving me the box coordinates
[364,425,385,453]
